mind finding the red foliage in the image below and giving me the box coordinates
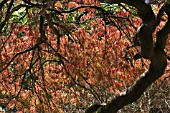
[0,0,169,112]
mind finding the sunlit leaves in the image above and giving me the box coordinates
[10,8,27,24]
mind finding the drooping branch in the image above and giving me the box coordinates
[0,39,44,73]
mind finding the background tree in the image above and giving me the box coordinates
[0,0,169,113]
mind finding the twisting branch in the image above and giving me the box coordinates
[86,1,170,113]
[156,4,170,50]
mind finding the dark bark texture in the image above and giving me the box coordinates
[86,0,170,113]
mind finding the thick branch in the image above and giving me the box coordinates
[156,4,170,50]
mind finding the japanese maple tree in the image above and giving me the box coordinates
[0,0,169,113]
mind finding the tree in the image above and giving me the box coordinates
[0,0,169,113]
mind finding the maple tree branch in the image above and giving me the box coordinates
[167,55,170,60]
[99,0,155,22]
[61,58,102,102]
[81,75,103,102]
[0,39,44,73]
[39,15,46,40]
[156,4,170,50]
[0,4,22,34]
[49,5,107,14]
[44,14,61,51]
[6,0,14,17]
[0,0,8,11]
[22,0,35,5]
[156,4,166,25]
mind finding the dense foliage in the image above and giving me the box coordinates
[0,0,169,112]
